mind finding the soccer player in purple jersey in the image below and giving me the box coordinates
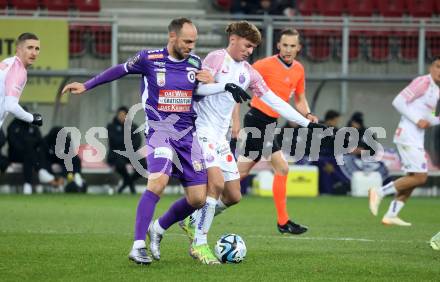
[62,18,220,265]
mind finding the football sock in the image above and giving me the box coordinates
[134,190,159,241]
[378,181,397,197]
[158,197,196,230]
[384,200,405,218]
[214,199,228,216]
[272,174,289,225]
[193,196,217,246]
[133,240,146,250]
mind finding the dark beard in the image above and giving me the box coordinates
[173,46,185,60]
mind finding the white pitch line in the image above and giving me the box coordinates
[1,230,429,244]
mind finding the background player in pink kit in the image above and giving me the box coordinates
[369,56,440,226]
[62,18,218,265]
[0,33,43,128]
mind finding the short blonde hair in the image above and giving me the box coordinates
[225,21,262,45]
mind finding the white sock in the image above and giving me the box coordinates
[193,196,217,246]
[384,200,405,218]
[214,199,228,216]
[133,240,145,249]
[153,219,165,235]
[378,181,397,197]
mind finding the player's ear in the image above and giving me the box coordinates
[169,31,177,43]
[276,42,281,51]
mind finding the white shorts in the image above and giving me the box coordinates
[396,143,428,173]
[198,135,240,182]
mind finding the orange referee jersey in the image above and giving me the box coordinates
[250,55,305,118]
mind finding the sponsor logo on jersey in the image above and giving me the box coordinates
[154,147,173,160]
[187,71,196,83]
[148,53,164,60]
[158,90,192,112]
[188,57,200,68]
[127,54,141,69]
[192,160,204,172]
[156,72,166,87]
[154,68,166,73]
[154,61,166,67]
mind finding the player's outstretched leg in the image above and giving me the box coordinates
[128,190,159,265]
[381,198,411,226]
[149,197,199,260]
[368,181,397,216]
[273,174,308,235]
[179,214,196,242]
[189,196,220,264]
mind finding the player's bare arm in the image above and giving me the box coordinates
[296,93,318,122]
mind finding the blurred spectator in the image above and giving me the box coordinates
[231,0,258,14]
[278,0,296,16]
[345,111,376,156]
[7,115,57,194]
[252,0,283,15]
[43,126,86,193]
[107,106,147,194]
[0,129,9,173]
[323,109,341,130]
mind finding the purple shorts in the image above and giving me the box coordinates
[145,128,207,187]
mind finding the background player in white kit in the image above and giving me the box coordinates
[0,33,43,129]
[170,21,327,264]
[369,56,440,226]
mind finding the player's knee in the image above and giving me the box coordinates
[415,173,428,185]
[275,166,289,176]
[209,179,224,194]
[187,195,206,209]
[228,192,242,205]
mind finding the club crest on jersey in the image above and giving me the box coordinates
[187,71,196,83]
[239,73,246,84]
[188,57,200,68]
[157,72,166,87]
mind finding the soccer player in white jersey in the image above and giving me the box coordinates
[157,21,327,264]
[369,56,440,226]
[0,33,43,129]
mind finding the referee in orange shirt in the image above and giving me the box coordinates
[235,28,318,235]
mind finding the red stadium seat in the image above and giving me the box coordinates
[365,31,392,62]
[214,0,232,10]
[10,0,39,10]
[376,0,405,17]
[91,25,112,57]
[297,0,318,16]
[69,25,87,57]
[0,0,7,9]
[73,0,100,12]
[302,30,332,61]
[41,0,70,11]
[396,31,419,62]
[346,0,377,17]
[426,32,440,61]
[334,30,361,61]
[405,0,434,18]
[316,0,347,16]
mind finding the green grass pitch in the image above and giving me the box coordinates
[0,194,439,281]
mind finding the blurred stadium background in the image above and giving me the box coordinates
[0,0,439,192]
